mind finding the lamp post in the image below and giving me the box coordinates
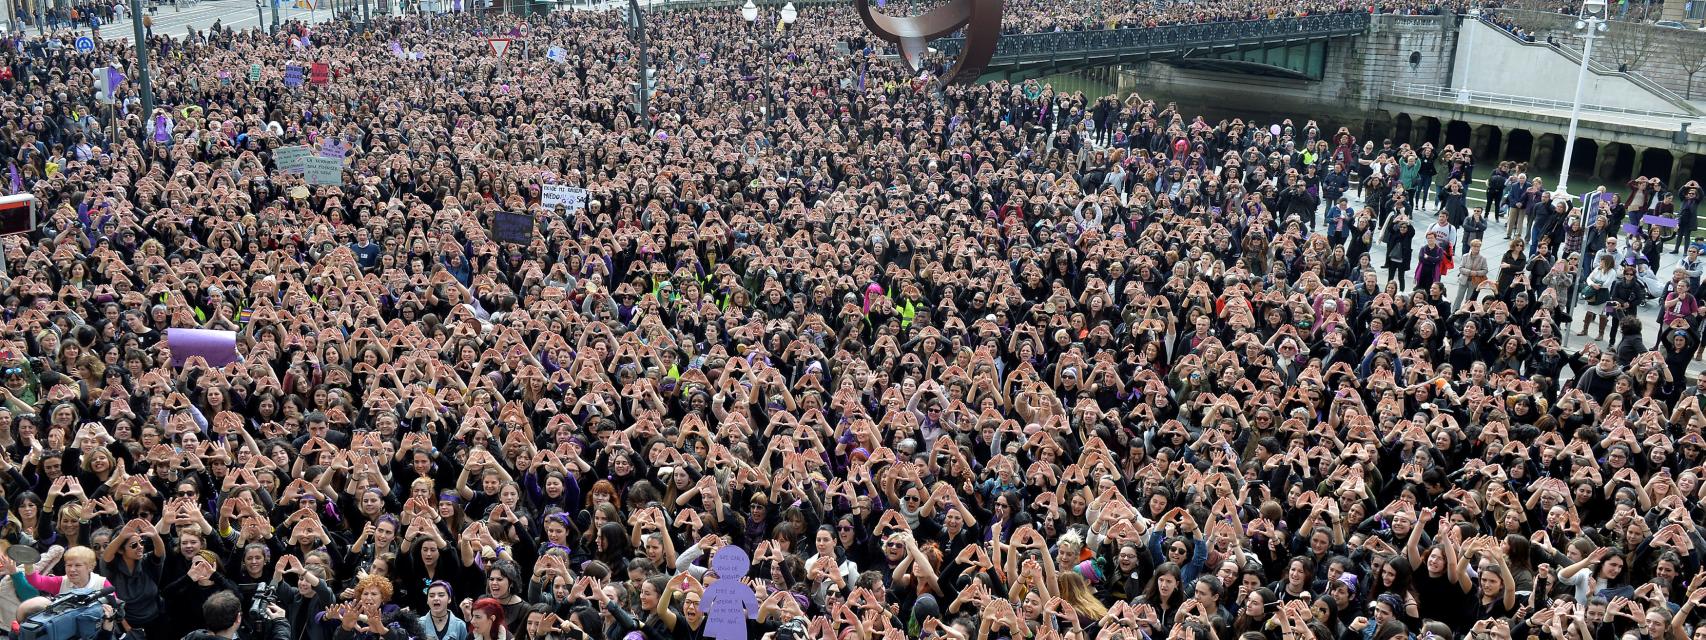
[627,0,650,129]
[775,1,794,122]
[1555,0,1609,203]
[130,0,154,126]
[1456,8,1479,104]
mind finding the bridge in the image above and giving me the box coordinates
[935,13,1372,83]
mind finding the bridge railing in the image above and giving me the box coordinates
[936,12,1370,62]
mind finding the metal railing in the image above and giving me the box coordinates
[1385,83,1697,121]
[936,12,1369,66]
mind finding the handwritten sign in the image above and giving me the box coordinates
[492,211,534,245]
[319,138,346,159]
[274,145,311,174]
[547,46,567,63]
[302,155,343,185]
[309,62,329,86]
[702,546,756,640]
[248,63,262,82]
[283,63,304,87]
[541,184,587,212]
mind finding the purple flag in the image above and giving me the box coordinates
[857,63,866,91]
[7,162,18,195]
[153,115,169,143]
[390,40,405,58]
[106,66,124,91]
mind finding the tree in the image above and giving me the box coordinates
[1598,22,1659,73]
[1669,33,1706,98]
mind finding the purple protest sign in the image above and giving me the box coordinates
[166,328,239,367]
[1623,223,1640,235]
[1646,215,1679,229]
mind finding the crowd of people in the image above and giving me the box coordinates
[0,2,1703,640]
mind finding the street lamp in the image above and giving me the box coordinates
[1555,0,1609,203]
[627,0,651,128]
[1456,8,1480,104]
[779,0,795,25]
[740,0,756,24]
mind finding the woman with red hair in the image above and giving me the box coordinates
[464,597,509,640]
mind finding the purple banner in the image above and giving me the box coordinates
[167,328,239,367]
[1646,215,1680,229]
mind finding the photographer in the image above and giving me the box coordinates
[184,590,289,640]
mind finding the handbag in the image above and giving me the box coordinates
[1583,284,1608,305]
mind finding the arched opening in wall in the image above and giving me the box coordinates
[1533,133,1566,174]
[1444,120,1472,150]
[1568,139,1600,182]
[1639,148,1676,184]
[1609,144,1637,182]
[1680,153,1705,186]
[1394,114,1413,146]
[1504,129,1534,164]
[1474,125,1502,161]
[1419,117,1443,149]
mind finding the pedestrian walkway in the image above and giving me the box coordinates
[1342,180,1706,375]
[50,0,342,41]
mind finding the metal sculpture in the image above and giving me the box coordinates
[851,0,1004,85]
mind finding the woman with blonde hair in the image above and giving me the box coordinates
[1057,568,1109,623]
[24,544,111,595]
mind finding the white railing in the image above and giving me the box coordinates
[1386,83,1696,123]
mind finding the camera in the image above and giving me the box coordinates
[238,580,285,634]
[18,586,119,640]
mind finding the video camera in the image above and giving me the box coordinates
[17,586,119,640]
[237,581,284,637]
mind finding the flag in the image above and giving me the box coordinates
[857,62,866,91]
[390,40,405,58]
[7,162,18,194]
[106,66,124,92]
[238,308,253,324]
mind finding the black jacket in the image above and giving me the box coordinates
[182,616,290,640]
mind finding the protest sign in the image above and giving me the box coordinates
[274,145,311,174]
[493,211,534,245]
[303,156,343,185]
[541,184,587,212]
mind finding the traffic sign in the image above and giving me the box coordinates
[74,36,94,54]
[488,37,511,57]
